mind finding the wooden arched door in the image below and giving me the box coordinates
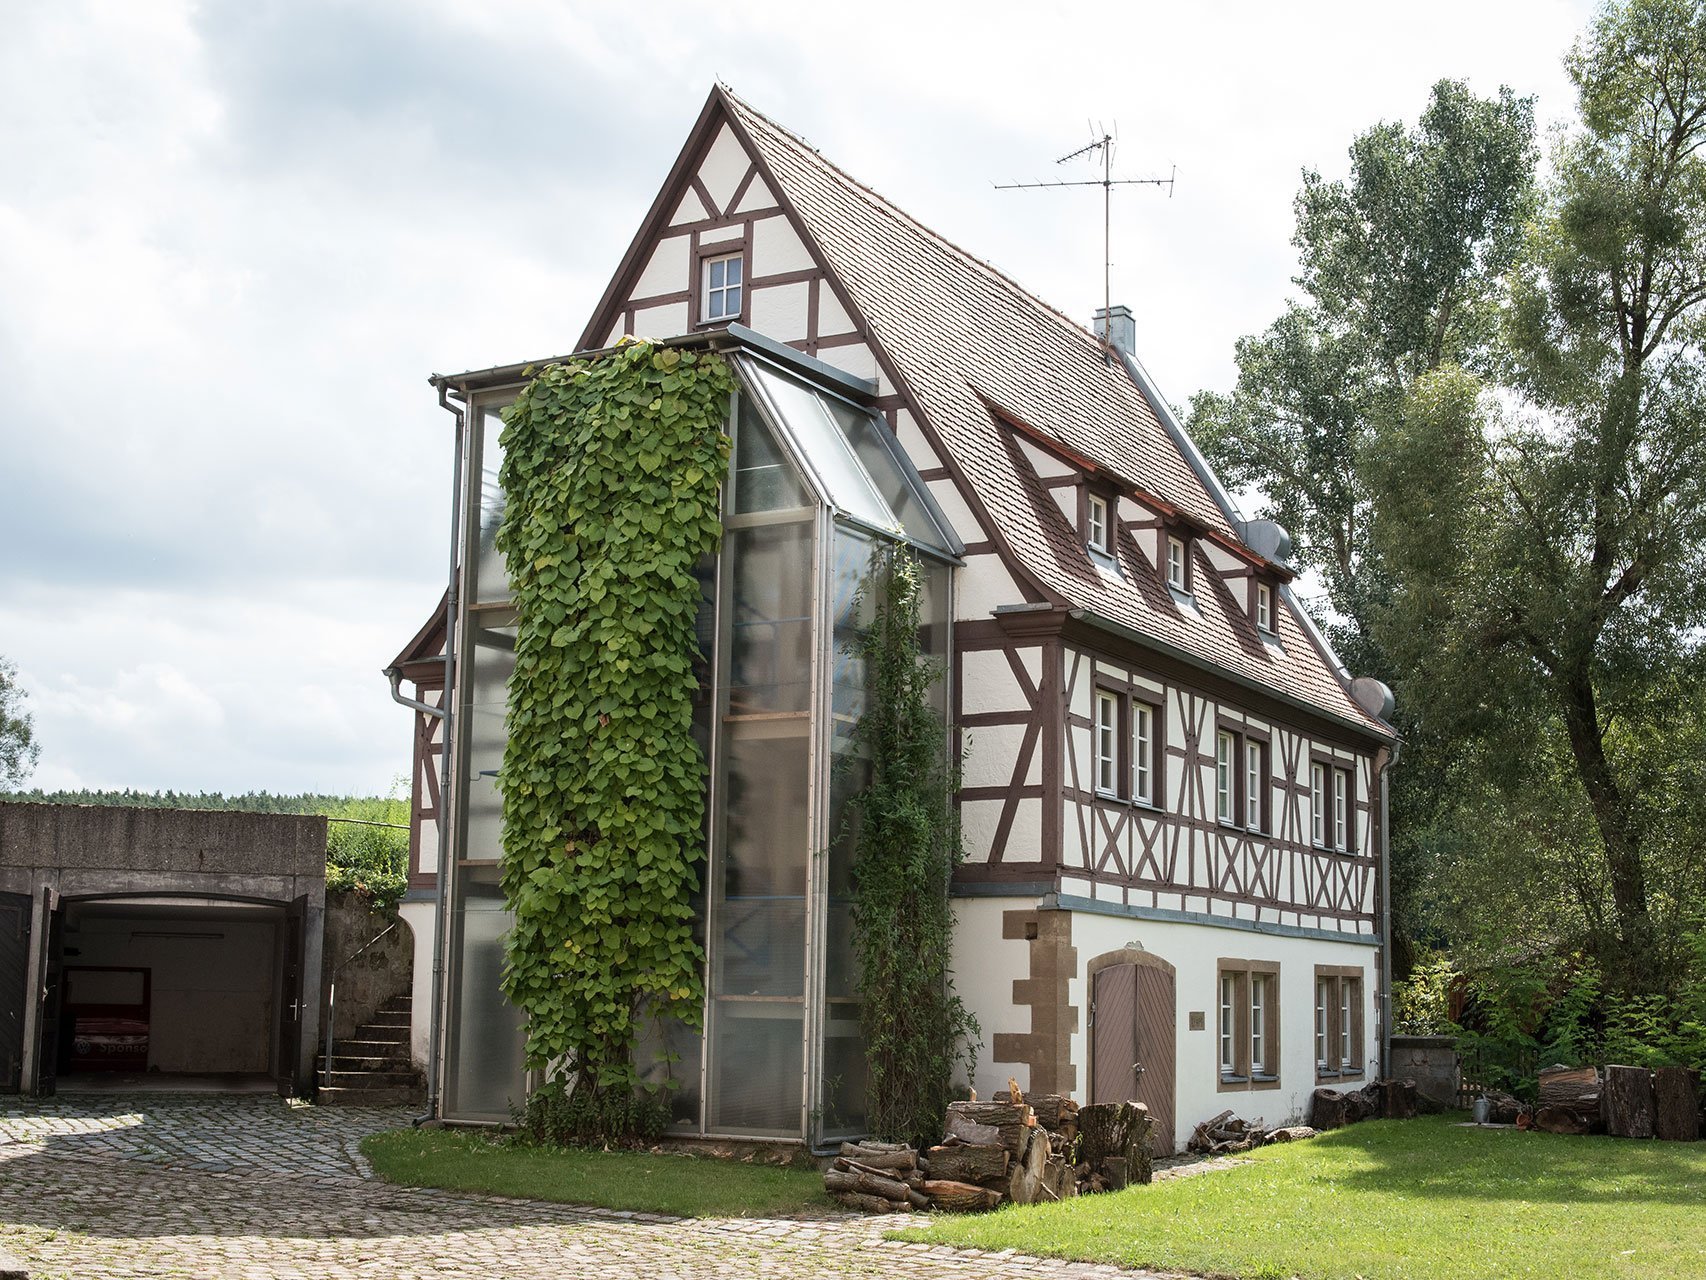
[1090,956,1176,1155]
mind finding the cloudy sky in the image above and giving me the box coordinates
[1,0,1597,797]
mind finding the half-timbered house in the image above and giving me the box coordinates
[387,85,1396,1152]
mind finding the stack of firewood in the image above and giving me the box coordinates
[824,1080,1158,1213]
[1186,1109,1318,1154]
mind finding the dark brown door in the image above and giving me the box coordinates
[1090,961,1177,1156]
[0,892,29,1092]
[277,895,306,1097]
[32,891,63,1096]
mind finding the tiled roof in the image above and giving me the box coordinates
[724,90,1386,738]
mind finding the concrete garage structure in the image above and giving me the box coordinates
[0,803,326,1095]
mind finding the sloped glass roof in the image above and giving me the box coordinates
[735,356,959,557]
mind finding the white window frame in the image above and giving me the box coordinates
[1250,974,1269,1076]
[1219,974,1236,1075]
[1095,690,1119,796]
[1087,492,1110,555]
[1315,978,1330,1069]
[1166,535,1188,591]
[1245,738,1264,832]
[1334,767,1350,851]
[701,252,744,322]
[1133,700,1154,806]
[1216,730,1234,823]
[1256,581,1273,632]
[1311,762,1328,847]
[1340,980,1355,1069]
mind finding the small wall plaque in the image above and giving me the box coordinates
[1188,1011,1206,1031]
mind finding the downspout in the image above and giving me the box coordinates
[384,378,465,1124]
[1378,736,1402,1080]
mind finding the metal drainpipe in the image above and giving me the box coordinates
[383,379,464,1125]
[1379,736,1402,1080]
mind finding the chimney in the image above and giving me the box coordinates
[1093,304,1136,357]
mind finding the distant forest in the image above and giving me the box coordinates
[0,789,394,815]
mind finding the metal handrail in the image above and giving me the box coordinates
[321,921,400,1093]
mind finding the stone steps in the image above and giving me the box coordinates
[317,991,421,1106]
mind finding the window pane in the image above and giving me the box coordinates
[1216,731,1232,821]
[461,620,515,861]
[1134,703,1152,803]
[708,1001,802,1133]
[1251,976,1267,1074]
[1316,979,1330,1065]
[746,363,893,532]
[1096,693,1117,793]
[1311,765,1327,845]
[715,727,808,997]
[473,405,512,603]
[445,866,526,1119]
[1219,975,1234,1072]
[825,398,953,552]
[733,394,810,515]
[1246,741,1262,830]
[726,522,813,715]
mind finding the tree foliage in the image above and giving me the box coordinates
[495,341,732,1104]
[847,547,977,1147]
[0,658,40,788]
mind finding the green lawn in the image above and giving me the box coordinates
[362,1129,831,1219]
[893,1114,1706,1280]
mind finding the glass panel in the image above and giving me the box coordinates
[733,395,810,515]
[744,362,894,532]
[446,865,526,1118]
[715,727,808,997]
[824,398,954,552]
[708,1002,802,1132]
[461,619,515,861]
[826,526,874,1004]
[634,1005,703,1127]
[820,1001,868,1137]
[473,404,512,603]
[726,522,814,715]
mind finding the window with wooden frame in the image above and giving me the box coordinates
[1314,965,1365,1080]
[1094,689,1120,797]
[1255,581,1274,633]
[1086,491,1111,557]
[1132,698,1158,807]
[1215,729,1236,824]
[701,251,744,323]
[1166,534,1189,592]
[1218,958,1281,1089]
[1310,761,1328,847]
[1244,736,1267,833]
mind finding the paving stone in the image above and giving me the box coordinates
[0,1094,1173,1279]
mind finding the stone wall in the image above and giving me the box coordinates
[1390,1035,1460,1111]
[320,890,414,1041]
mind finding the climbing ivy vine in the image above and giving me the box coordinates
[495,341,732,1102]
[847,547,978,1146]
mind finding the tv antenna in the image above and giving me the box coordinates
[996,126,1175,355]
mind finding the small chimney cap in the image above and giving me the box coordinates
[1093,305,1136,356]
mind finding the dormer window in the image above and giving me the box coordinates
[1256,581,1274,633]
[701,252,744,323]
[1086,492,1111,556]
[1166,535,1189,592]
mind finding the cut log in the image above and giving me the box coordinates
[1265,1125,1318,1144]
[1534,1105,1591,1135]
[944,1101,1031,1157]
[1103,1155,1129,1191]
[1380,1078,1419,1120]
[1655,1067,1701,1142]
[944,1112,1004,1147]
[923,1142,1008,1185]
[1026,1093,1073,1130]
[838,1143,917,1172]
[1603,1065,1657,1139]
[1078,1101,1152,1186]
[1008,1076,1024,1106]
[1007,1129,1052,1205]
[1044,1153,1076,1200]
[1538,1065,1600,1122]
[1309,1088,1351,1131]
[1484,1091,1525,1125]
[923,1179,1004,1212]
[825,1167,913,1203]
[1346,1082,1383,1123]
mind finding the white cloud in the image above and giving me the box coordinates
[0,0,1597,795]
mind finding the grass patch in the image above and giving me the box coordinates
[361,1128,831,1218]
[893,1114,1706,1280]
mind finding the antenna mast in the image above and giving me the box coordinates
[996,127,1175,353]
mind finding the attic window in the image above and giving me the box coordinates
[1086,492,1111,556]
[1256,582,1274,633]
[702,252,744,323]
[1166,535,1189,593]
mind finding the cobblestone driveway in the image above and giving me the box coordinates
[0,1094,1168,1279]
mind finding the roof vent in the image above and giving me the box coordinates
[1349,676,1395,722]
[1093,304,1136,357]
[1236,518,1293,566]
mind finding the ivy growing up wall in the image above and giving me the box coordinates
[495,341,733,1097]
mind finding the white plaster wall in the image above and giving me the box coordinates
[398,898,437,1070]
[959,648,1026,715]
[748,280,810,342]
[633,234,690,299]
[962,721,1030,789]
[751,215,813,274]
[956,553,1023,619]
[1067,912,1382,1137]
[926,478,985,544]
[631,300,690,340]
[817,287,856,337]
[960,799,1004,865]
[951,896,1038,1100]
[698,124,751,213]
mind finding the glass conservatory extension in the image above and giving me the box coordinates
[437,337,959,1141]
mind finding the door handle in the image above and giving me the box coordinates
[1132,1063,1145,1075]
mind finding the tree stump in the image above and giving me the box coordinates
[1381,1078,1419,1119]
[1309,1088,1351,1130]
[1078,1100,1152,1186]
[1538,1065,1600,1124]
[1654,1067,1701,1142]
[1007,1129,1052,1205]
[1604,1065,1657,1139]
[923,1179,1003,1212]
[923,1143,1008,1184]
